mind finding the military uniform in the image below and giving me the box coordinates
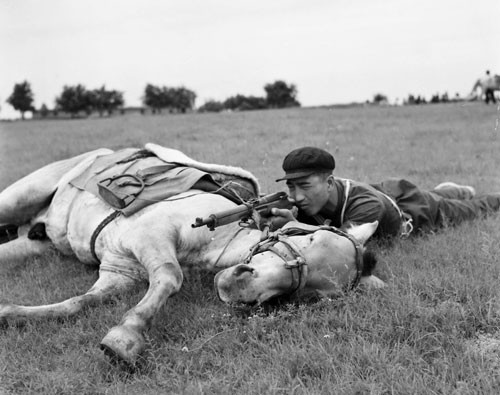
[297,177,500,238]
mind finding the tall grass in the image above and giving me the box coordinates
[1,103,500,394]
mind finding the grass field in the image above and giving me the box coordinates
[1,103,500,394]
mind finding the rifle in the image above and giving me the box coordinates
[191,191,293,231]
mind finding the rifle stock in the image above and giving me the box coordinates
[192,191,293,231]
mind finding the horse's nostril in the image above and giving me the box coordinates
[232,265,254,277]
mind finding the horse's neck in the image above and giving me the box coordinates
[206,225,263,269]
[298,234,357,294]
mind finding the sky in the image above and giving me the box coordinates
[1,0,499,112]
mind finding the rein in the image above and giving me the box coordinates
[243,225,365,296]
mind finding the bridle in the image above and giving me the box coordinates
[243,225,365,296]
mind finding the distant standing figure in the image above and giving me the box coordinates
[470,70,500,104]
[483,70,497,104]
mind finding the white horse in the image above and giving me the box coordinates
[0,145,383,366]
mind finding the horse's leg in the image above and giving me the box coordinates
[0,230,52,261]
[0,148,112,225]
[0,267,139,325]
[99,243,183,366]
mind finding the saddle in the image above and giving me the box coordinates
[70,148,259,215]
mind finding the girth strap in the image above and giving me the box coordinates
[90,210,121,263]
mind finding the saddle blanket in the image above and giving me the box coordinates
[70,144,260,216]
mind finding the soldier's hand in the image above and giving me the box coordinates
[266,207,298,231]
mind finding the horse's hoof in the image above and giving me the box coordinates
[100,325,145,367]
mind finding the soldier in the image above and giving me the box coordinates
[270,147,500,239]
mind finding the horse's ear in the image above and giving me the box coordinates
[345,221,378,245]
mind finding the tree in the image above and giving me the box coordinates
[55,84,91,117]
[244,96,267,110]
[169,87,196,112]
[107,90,125,115]
[39,103,49,118]
[373,93,388,104]
[223,94,267,111]
[89,85,124,116]
[88,86,106,116]
[223,95,246,111]
[7,81,35,119]
[264,80,300,108]
[143,84,164,113]
[143,84,196,114]
[198,100,224,113]
[430,94,440,104]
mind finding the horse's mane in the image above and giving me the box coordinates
[361,250,377,276]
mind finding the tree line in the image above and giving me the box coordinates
[198,81,300,112]
[4,80,300,119]
[370,92,465,106]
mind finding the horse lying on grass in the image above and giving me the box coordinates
[0,144,384,366]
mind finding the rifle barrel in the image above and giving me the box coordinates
[191,191,290,230]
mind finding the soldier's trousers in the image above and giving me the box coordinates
[377,178,500,234]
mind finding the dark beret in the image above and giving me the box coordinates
[276,146,335,181]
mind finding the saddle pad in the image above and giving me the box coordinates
[70,148,259,216]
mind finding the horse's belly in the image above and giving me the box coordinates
[66,191,115,263]
[44,185,113,263]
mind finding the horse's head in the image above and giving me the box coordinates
[214,221,379,305]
